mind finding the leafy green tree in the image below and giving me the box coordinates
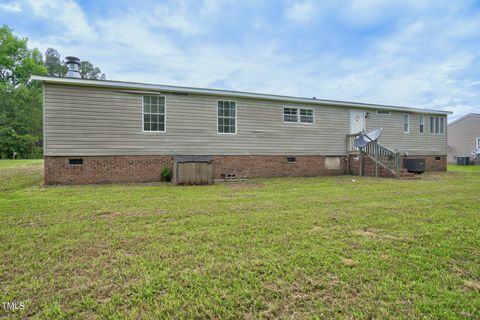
[0,25,46,159]
[0,25,46,86]
[45,48,68,77]
[80,60,105,80]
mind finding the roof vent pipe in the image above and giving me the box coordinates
[65,56,81,78]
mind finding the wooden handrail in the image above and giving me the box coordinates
[347,133,401,177]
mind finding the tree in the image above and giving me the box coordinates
[80,60,106,80]
[45,48,68,77]
[0,25,46,86]
[0,25,46,159]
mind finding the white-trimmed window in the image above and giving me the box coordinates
[283,107,314,124]
[419,115,424,133]
[143,96,165,132]
[430,116,445,134]
[476,137,480,149]
[283,108,298,123]
[403,114,410,133]
[300,109,314,123]
[218,100,236,134]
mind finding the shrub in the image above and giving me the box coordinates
[160,166,171,182]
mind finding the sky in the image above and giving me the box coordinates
[1,0,480,120]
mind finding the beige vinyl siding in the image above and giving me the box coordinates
[44,84,349,156]
[447,115,480,162]
[44,84,448,156]
[367,112,447,155]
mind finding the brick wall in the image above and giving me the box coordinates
[44,156,173,185]
[44,155,347,185]
[213,155,347,179]
[348,154,447,178]
[44,154,445,184]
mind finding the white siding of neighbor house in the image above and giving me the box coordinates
[367,112,447,155]
[447,114,480,163]
[44,83,447,156]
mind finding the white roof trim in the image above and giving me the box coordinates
[448,113,480,126]
[31,75,452,115]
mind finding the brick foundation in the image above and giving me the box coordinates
[213,155,347,179]
[44,155,348,185]
[44,156,173,185]
[348,154,447,178]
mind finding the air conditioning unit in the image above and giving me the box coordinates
[404,159,425,173]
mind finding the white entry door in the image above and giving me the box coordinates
[350,110,366,134]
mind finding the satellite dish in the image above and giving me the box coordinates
[353,128,383,148]
[353,136,368,148]
[364,128,383,142]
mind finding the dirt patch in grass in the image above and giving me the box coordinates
[355,228,412,241]
[342,258,359,267]
[17,221,46,228]
[463,280,480,291]
[226,182,264,190]
[95,210,166,219]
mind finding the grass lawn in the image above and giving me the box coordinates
[1,160,479,319]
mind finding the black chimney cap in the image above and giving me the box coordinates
[65,56,80,64]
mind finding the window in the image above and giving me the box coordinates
[283,107,314,124]
[430,116,445,134]
[477,137,480,149]
[300,109,314,123]
[218,101,236,134]
[403,114,409,133]
[143,96,165,132]
[283,108,298,123]
[419,115,424,133]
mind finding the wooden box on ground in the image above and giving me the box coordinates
[172,156,214,185]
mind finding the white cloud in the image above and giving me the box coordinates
[25,0,97,41]
[0,1,22,12]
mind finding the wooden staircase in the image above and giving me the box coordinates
[347,133,419,179]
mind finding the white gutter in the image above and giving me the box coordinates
[31,75,452,115]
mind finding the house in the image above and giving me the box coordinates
[447,113,480,164]
[31,64,451,185]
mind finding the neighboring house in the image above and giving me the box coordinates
[447,113,480,163]
[32,71,451,185]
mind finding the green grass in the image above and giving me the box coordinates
[448,164,480,172]
[0,160,479,319]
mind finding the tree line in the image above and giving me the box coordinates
[0,25,105,159]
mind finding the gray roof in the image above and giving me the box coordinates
[448,113,480,126]
[31,75,452,115]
